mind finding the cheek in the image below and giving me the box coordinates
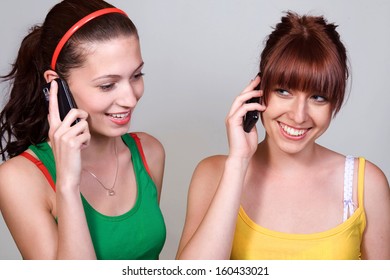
[311,107,332,128]
[74,94,105,113]
[261,99,284,121]
[134,81,145,101]
[265,93,287,112]
[260,109,274,131]
[322,115,332,129]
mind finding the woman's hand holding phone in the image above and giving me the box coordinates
[243,73,262,133]
[46,79,90,190]
[225,75,265,162]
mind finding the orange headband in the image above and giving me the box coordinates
[51,7,127,70]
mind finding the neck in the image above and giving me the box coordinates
[81,135,121,168]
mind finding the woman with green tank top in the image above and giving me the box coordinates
[0,0,166,259]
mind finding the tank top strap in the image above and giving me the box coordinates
[122,133,152,177]
[28,142,57,184]
[357,157,366,208]
[20,151,56,191]
[23,134,152,192]
[343,155,355,221]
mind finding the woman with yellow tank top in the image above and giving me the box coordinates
[176,12,390,260]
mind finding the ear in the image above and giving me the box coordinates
[43,70,59,83]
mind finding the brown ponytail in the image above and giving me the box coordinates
[0,25,48,160]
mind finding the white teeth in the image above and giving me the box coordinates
[280,123,306,136]
[110,112,129,119]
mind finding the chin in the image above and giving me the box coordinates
[280,146,307,155]
[277,135,321,155]
[112,127,131,137]
[91,126,131,138]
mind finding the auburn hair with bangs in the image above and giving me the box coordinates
[259,11,349,115]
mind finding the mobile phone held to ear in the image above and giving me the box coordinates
[243,74,261,133]
[42,78,78,124]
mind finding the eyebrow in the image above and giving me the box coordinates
[133,61,145,73]
[92,61,144,82]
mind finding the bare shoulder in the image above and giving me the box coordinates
[0,155,38,191]
[363,159,389,192]
[0,157,31,211]
[189,155,227,195]
[0,154,52,207]
[0,157,23,191]
[193,155,227,177]
[362,159,389,202]
[131,132,165,161]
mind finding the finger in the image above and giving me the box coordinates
[228,88,263,118]
[52,118,90,148]
[48,80,61,124]
[236,102,264,122]
[68,121,91,147]
[50,110,89,148]
[226,101,264,130]
[60,108,88,128]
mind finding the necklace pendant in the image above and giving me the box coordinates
[108,190,115,196]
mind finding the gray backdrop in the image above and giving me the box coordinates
[1,0,389,260]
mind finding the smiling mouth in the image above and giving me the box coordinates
[107,112,130,119]
[279,122,309,137]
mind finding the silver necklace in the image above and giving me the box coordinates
[83,141,118,196]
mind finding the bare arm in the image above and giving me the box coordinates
[176,77,264,259]
[361,161,390,259]
[176,155,251,259]
[0,157,59,259]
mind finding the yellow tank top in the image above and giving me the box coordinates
[231,157,366,260]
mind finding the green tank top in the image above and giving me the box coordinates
[29,133,166,260]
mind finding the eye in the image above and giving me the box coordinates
[275,88,290,97]
[131,72,145,81]
[99,83,115,92]
[311,95,328,103]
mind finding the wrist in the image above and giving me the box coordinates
[55,177,80,196]
[225,155,251,171]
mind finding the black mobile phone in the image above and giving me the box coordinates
[42,78,78,124]
[243,74,262,133]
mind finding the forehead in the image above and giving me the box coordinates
[79,35,142,73]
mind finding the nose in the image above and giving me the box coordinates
[117,82,141,108]
[287,95,308,124]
